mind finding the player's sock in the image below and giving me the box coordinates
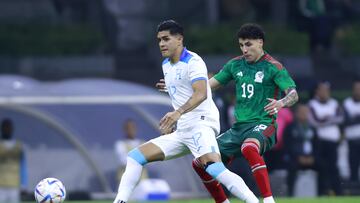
[263,196,275,203]
[206,162,259,203]
[192,159,228,203]
[241,142,273,199]
[114,148,147,203]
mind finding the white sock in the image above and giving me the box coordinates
[263,196,275,203]
[113,157,143,203]
[216,169,259,203]
[222,199,230,203]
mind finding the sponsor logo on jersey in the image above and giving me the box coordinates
[236,71,243,77]
[254,71,264,83]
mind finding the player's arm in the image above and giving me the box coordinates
[265,88,298,115]
[177,79,207,114]
[209,77,222,91]
[155,79,167,92]
[280,88,299,107]
[159,79,207,132]
[157,76,223,92]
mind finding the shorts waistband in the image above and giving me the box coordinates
[177,116,218,133]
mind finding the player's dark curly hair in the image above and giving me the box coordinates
[237,23,265,41]
[157,20,184,36]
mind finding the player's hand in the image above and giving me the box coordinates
[160,126,174,135]
[264,98,284,115]
[155,79,167,92]
[159,111,181,132]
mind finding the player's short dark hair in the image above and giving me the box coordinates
[157,20,184,36]
[237,23,265,41]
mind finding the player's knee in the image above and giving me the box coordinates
[241,142,260,159]
[128,148,148,166]
[204,162,226,179]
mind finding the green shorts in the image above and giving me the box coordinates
[217,122,277,163]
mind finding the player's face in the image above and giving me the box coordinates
[157,31,183,58]
[238,38,264,63]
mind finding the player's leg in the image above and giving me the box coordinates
[114,141,165,203]
[198,152,258,203]
[241,124,276,203]
[192,158,228,203]
[114,130,190,203]
[191,129,239,203]
[187,126,258,203]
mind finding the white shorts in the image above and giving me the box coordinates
[150,124,220,160]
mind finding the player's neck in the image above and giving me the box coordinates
[254,50,265,63]
[170,46,184,64]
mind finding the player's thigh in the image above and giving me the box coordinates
[244,123,276,154]
[216,128,244,163]
[149,131,190,160]
[137,142,165,162]
[183,125,220,159]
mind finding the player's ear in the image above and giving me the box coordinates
[176,34,183,43]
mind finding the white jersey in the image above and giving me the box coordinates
[162,48,219,131]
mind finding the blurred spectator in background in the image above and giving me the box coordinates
[283,104,320,196]
[114,119,148,182]
[308,81,343,195]
[265,108,294,172]
[298,0,351,53]
[343,79,360,183]
[0,118,25,203]
[298,0,335,53]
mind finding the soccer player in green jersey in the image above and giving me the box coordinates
[191,23,299,203]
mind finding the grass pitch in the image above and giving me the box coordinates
[27,196,360,203]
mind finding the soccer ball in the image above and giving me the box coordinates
[34,177,66,203]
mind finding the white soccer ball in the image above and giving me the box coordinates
[34,177,66,203]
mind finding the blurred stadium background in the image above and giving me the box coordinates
[1,0,360,202]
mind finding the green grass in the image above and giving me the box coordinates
[24,196,360,203]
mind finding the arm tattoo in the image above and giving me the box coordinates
[280,88,299,107]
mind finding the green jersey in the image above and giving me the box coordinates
[214,53,296,124]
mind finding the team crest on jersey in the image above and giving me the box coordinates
[176,69,182,80]
[236,71,243,77]
[254,71,264,83]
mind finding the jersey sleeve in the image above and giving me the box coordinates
[188,58,208,83]
[213,61,233,85]
[273,67,296,91]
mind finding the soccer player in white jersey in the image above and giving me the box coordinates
[113,20,258,203]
